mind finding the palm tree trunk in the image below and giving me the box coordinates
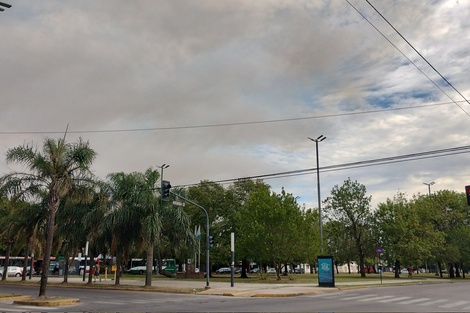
[22,245,29,281]
[145,244,153,286]
[115,252,122,286]
[1,241,12,281]
[87,252,95,284]
[38,203,57,298]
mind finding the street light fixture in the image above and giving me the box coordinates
[308,135,326,252]
[423,181,435,196]
[0,2,12,12]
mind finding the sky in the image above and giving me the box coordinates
[1,0,470,210]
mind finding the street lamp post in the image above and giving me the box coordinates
[308,135,326,252]
[170,191,211,289]
[158,164,170,189]
[423,181,435,196]
[422,181,435,274]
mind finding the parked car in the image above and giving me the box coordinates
[215,267,231,274]
[251,267,259,273]
[127,266,155,275]
[0,266,23,277]
[267,268,277,274]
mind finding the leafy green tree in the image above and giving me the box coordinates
[415,190,469,277]
[187,180,227,270]
[227,179,271,277]
[237,186,308,279]
[0,138,96,298]
[324,220,356,273]
[324,178,372,277]
[373,192,442,277]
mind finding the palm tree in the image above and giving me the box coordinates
[0,137,96,298]
[104,171,145,285]
[56,182,109,283]
[106,168,195,286]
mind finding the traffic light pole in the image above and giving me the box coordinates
[170,191,211,288]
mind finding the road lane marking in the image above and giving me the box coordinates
[439,301,470,308]
[340,295,373,301]
[94,301,127,305]
[357,295,395,302]
[418,299,448,306]
[400,298,431,304]
[376,296,411,303]
[15,306,59,310]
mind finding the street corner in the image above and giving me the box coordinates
[13,296,80,307]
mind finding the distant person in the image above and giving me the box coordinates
[53,262,59,275]
[408,267,413,278]
[94,265,101,282]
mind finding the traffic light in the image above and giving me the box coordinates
[465,185,470,205]
[209,235,214,248]
[162,180,171,200]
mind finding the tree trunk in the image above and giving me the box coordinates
[449,263,455,278]
[240,258,248,278]
[1,241,12,280]
[87,252,95,284]
[115,252,122,285]
[394,259,400,278]
[22,245,29,281]
[38,199,58,298]
[63,248,69,283]
[145,244,153,286]
[358,252,366,277]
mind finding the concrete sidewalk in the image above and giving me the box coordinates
[2,275,446,298]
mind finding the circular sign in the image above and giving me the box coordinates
[375,246,384,255]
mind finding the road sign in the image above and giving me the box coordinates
[172,201,185,207]
[375,246,384,255]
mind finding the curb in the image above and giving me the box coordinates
[13,297,80,307]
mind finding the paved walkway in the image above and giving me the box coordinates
[1,275,447,298]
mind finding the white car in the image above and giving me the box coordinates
[128,266,156,274]
[0,266,23,277]
[215,267,231,274]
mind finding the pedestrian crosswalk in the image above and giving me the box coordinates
[311,292,470,310]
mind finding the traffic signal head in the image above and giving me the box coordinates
[209,235,214,248]
[162,180,171,200]
[466,185,470,205]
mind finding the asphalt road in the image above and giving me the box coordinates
[1,281,470,312]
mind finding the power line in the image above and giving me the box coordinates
[0,100,460,135]
[345,0,470,118]
[176,144,470,187]
[365,0,470,108]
